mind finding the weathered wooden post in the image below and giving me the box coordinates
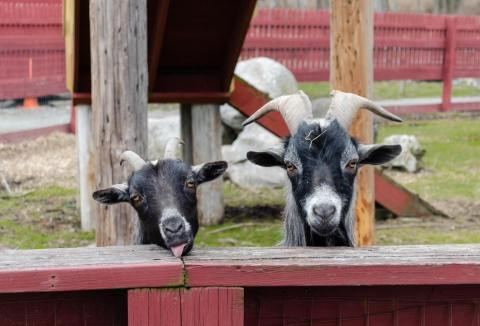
[441,17,457,112]
[89,0,148,245]
[330,0,374,245]
[191,105,224,225]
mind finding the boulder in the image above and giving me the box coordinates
[222,123,285,188]
[382,135,425,173]
[220,57,298,131]
[148,116,180,160]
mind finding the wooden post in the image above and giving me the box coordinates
[441,17,457,112]
[330,0,374,246]
[90,0,148,245]
[76,104,95,231]
[180,103,193,165]
[191,105,224,225]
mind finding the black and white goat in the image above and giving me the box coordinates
[243,90,402,247]
[92,138,227,257]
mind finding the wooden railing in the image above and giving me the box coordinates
[1,245,480,325]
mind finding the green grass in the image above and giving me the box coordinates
[376,227,480,245]
[0,186,94,249]
[377,118,480,200]
[299,81,480,100]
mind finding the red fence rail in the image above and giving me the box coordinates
[0,0,66,100]
[241,9,480,83]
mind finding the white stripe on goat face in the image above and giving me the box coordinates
[304,184,342,229]
[158,207,192,240]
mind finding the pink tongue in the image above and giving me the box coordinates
[171,243,187,258]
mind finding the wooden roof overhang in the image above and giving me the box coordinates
[64,0,257,105]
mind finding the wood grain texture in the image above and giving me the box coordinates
[191,104,224,225]
[89,0,148,245]
[76,105,95,230]
[330,0,374,246]
[441,17,457,111]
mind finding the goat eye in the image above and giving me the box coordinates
[185,180,196,190]
[286,163,297,174]
[131,194,143,206]
[346,159,358,170]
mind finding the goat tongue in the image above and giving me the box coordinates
[171,243,186,258]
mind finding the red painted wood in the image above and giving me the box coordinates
[229,76,289,138]
[442,17,457,112]
[128,289,149,326]
[0,263,183,294]
[0,291,127,326]
[0,124,71,144]
[185,263,480,288]
[245,286,480,326]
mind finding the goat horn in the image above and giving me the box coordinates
[120,151,146,171]
[242,90,313,134]
[164,137,184,159]
[326,90,402,129]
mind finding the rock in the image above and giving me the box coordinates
[222,124,285,188]
[220,57,298,131]
[148,116,180,160]
[382,135,425,173]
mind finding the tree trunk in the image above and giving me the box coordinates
[90,0,148,246]
[330,0,374,246]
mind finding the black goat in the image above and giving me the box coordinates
[244,90,402,247]
[92,138,227,257]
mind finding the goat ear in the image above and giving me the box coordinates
[92,183,129,204]
[246,150,284,167]
[358,144,402,166]
[194,161,228,184]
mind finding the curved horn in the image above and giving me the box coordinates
[326,90,402,129]
[242,90,313,134]
[164,137,184,159]
[120,151,146,171]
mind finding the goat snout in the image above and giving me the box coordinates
[312,204,336,221]
[163,218,185,235]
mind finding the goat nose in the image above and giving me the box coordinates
[164,219,184,234]
[313,204,336,220]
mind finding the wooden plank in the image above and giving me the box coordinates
[90,0,148,245]
[330,0,374,246]
[191,104,224,225]
[0,124,71,144]
[0,245,183,293]
[63,0,78,92]
[220,0,257,91]
[229,76,289,138]
[128,289,149,326]
[148,0,171,92]
[76,104,95,230]
[374,170,447,217]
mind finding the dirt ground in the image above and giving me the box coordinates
[0,132,77,190]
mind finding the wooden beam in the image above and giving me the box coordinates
[0,124,71,144]
[148,0,171,92]
[330,0,374,246]
[90,0,148,246]
[63,0,79,92]
[180,104,193,165]
[73,92,231,105]
[191,104,224,225]
[441,17,457,111]
[220,0,258,91]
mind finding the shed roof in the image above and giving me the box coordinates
[64,0,257,104]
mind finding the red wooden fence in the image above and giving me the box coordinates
[241,9,480,83]
[0,0,66,100]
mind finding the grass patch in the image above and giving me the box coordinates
[0,186,94,249]
[376,227,480,245]
[299,81,480,100]
[377,117,480,200]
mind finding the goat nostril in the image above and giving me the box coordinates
[313,204,336,219]
[164,220,184,234]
